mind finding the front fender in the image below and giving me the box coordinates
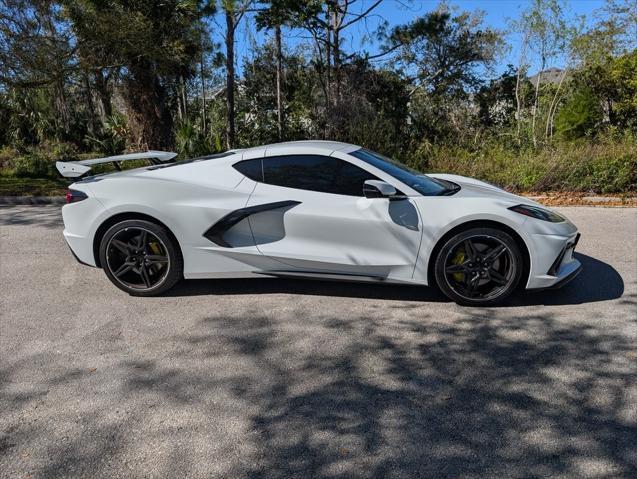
[411,197,533,285]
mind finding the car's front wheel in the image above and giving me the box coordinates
[434,227,523,306]
[99,219,183,296]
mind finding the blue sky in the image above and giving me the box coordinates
[223,0,606,80]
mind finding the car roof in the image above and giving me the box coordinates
[241,140,360,158]
[130,141,362,179]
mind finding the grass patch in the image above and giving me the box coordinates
[412,135,637,194]
[0,177,68,196]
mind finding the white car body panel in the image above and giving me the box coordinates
[246,182,422,280]
[60,141,581,294]
[409,175,579,288]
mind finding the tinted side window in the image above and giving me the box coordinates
[334,160,379,196]
[263,155,338,194]
[233,159,263,181]
[261,155,379,196]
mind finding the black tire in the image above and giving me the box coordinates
[99,219,183,296]
[434,227,523,306]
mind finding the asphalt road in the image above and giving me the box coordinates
[1,205,636,479]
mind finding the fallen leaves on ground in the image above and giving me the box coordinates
[521,192,637,207]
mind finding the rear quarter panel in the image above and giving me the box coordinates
[83,159,260,275]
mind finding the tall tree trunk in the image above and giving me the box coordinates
[53,78,70,140]
[225,9,236,149]
[607,98,615,125]
[176,84,183,122]
[531,55,545,148]
[310,28,329,134]
[545,68,567,140]
[200,49,207,136]
[275,24,283,141]
[42,5,70,140]
[93,69,112,122]
[515,66,523,144]
[514,33,528,146]
[180,75,188,119]
[332,4,340,108]
[324,4,332,122]
[176,78,184,122]
[82,72,96,135]
[125,61,173,149]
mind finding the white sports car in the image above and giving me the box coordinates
[57,141,581,305]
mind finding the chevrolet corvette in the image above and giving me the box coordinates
[56,141,581,305]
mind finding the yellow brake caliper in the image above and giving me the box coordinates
[147,242,162,271]
[149,242,162,256]
[451,248,465,282]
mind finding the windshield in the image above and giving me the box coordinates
[350,148,450,196]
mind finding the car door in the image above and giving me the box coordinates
[240,153,423,280]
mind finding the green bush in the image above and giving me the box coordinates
[48,141,79,162]
[0,177,67,196]
[421,135,637,193]
[2,141,80,179]
[567,153,637,193]
[175,121,213,158]
[555,88,603,140]
[86,114,129,155]
[13,152,55,178]
[0,146,19,170]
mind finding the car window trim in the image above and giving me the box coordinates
[234,154,385,197]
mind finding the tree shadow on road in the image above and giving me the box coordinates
[1,306,635,477]
[219,312,637,478]
[135,312,637,477]
[0,205,63,229]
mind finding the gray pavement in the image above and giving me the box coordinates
[0,205,636,478]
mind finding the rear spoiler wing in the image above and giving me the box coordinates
[55,150,178,178]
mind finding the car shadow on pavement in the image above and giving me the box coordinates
[167,276,449,302]
[167,253,624,307]
[507,253,625,307]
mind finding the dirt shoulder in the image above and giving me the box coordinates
[523,192,637,207]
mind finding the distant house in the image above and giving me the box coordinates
[528,67,565,87]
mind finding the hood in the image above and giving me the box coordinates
[429,173,542,206]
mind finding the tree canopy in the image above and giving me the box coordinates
[0,0,635,193]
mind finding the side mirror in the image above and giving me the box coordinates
[363,180,405,200]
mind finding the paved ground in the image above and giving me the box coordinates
[1,206,636,479]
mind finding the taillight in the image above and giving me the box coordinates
[66,189,88,204]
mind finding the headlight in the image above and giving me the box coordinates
[508,204,565,223]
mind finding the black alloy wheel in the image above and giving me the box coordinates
[434,227,523,305]
[99,219,183,296]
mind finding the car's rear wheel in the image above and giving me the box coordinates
[99,219,182,296]
[434,227,523,306]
